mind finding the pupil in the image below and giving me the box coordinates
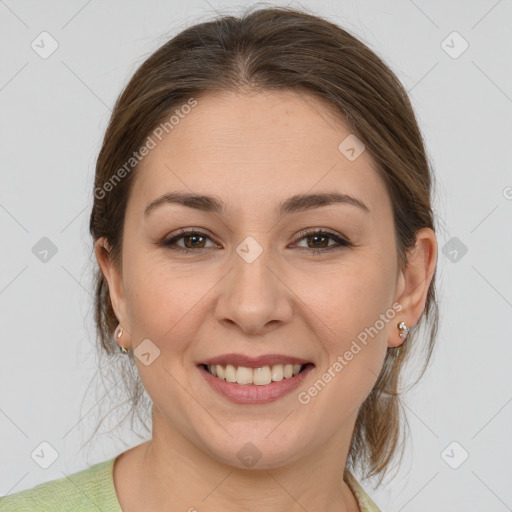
[310,235,327,248]
[185,235,204,248]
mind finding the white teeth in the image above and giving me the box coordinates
[205,363,305,385]
[225,364,237,383]
[253,366,272,385]
[271,364,283,381]
[235,366,253,385]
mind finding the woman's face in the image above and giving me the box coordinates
[98,89,412,468]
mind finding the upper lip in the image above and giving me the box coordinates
[200,353,313,368]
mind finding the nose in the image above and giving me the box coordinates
[214,241,293,335]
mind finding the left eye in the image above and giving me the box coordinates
[161,229,351,254]
[293,229,351,253]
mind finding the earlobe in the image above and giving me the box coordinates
[390,228,437,347]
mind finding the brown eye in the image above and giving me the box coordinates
[161,229,216,253]
[182,233,207,249]
[305,233,330,248]
[294,229,352,254]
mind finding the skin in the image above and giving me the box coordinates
[95,89,437,512]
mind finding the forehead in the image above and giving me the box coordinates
[130,90,390,218]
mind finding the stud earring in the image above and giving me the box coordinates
[115,324,128,354]
[396,321,409,356]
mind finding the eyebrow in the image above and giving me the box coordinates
[144,191,370,217]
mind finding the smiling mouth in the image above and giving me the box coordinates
[200,363,314,386]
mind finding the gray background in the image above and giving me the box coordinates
[1,0,511,510]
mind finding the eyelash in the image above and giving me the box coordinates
[161,228,352,255]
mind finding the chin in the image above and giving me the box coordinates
[197,427,310,470]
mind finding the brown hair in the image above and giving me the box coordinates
[87,4,439,486]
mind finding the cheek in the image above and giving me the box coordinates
[295,262,394,400]
[300,267,393,414]
[297,261,393,339]
[123,249,216,344]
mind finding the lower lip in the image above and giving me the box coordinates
[198,364,314,404]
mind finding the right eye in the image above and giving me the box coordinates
[161,229,218,253]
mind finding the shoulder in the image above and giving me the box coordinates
[0,458,121,512]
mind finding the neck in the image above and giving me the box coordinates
[117,408,361,512]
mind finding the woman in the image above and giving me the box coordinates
[0,5,438,511]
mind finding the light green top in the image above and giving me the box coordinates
[0,457,381,511]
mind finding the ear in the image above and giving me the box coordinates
[94,237,130,341]
[390,227,438,348]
